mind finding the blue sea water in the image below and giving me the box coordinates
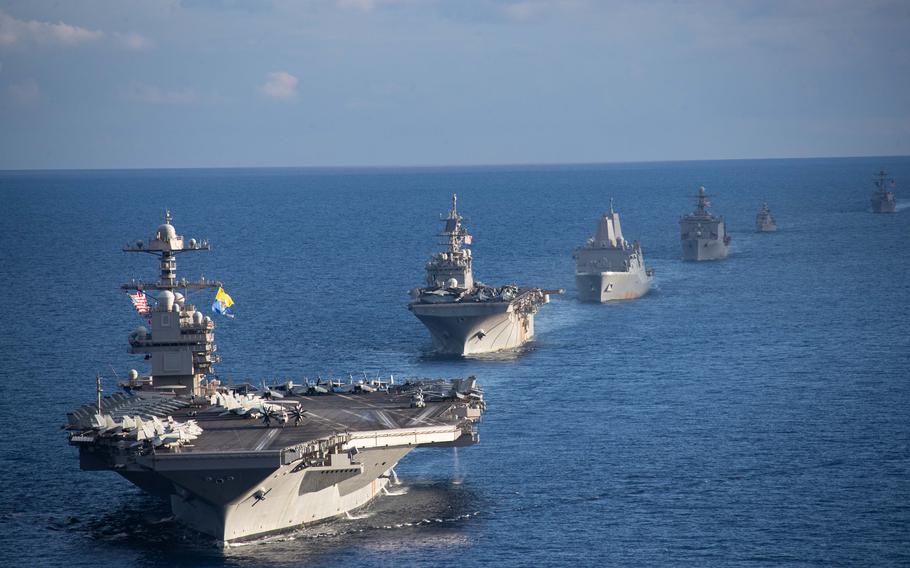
[0,157,908,567]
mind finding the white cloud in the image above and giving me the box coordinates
[0,9,152,50]
[115,32,154,51]
[0,9,103,47]
[259,71,298,101]
[7,78,41,105]
[125,82,199,105]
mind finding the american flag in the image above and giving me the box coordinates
[129,290,150,315]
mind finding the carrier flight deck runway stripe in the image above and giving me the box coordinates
[253,427,281,451]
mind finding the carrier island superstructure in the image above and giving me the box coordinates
[870,170,897,213]
[65,212,485,545]
[574,200,653,302]
[679,186,731,261]
[409,195,561,355]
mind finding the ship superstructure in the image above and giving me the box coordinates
[408,195,561,355]
[66,212,485,545]
[870,170,897,213]
[756,202,777,232]
[574,200,653,302]
[679,186,731,261]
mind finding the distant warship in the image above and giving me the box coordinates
[66,212,485,545]
[870,170,897,213]
[755,202,777,232]
[409,195,561,355]
[574,200,653,302]
[679,186,731,261]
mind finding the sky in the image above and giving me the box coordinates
[0,0,908,169]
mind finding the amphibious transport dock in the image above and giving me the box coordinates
[870,170,897,213]
[409,195,561,356]
[574,199,653,302]
[66,212,485,545]
[679,186,731,261]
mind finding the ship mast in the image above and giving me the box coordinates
[425,194,474,289]
[121,209,221,292]
[442,193,470,253]
[694,185,711,215]
[873,170,891,192]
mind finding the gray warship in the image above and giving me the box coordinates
[756,202,777,232]
[65,212,485,545]
[574,200,654,302]
[408,195,561,355]
[870,170,897,213]
[679,185,731,261]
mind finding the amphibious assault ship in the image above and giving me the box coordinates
[574,200,653,302]
[679,186,731,261]
[870,170,897,213]
[756,202,777,232]
[408,195,561,355]
[65,212,485,545]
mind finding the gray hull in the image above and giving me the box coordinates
[576,270,652,303]
[112,445,413,544]
[158,446,413,544]
[872,196,896,213]
[681,237,729,261]
[410,301,534,355]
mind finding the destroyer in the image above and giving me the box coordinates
[679,186,731,261]
[870,170,897,213]
[574,200,653,302]
[755,202,777,232]
[65,212,485,545]
[408,195,562,355]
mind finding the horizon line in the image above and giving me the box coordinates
[1,153,909,174]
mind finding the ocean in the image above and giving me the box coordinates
[0,157,908,567]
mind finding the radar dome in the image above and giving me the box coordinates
[158,290,175,311]
[174,292,185,307]
[188,238,197,248]
[446,278,459,288]
[128,369,139,380]
[156,223,177,241]
[133,326,148,338]
[193,311,204,324]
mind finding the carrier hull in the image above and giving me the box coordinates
[147,445,413,544]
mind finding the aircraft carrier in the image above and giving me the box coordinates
[65,212,485,545]
[679,186,731,261]
[408,195,562,356]
[870,170,897,213]
[574,200,653,302]
[756,202,777,232]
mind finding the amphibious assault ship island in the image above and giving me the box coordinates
[408,195,561,355]
[65,212,485,545]
[756,202,778,232]
[870,170,897,213]
[679,186,731,261]
[574,200,653,302]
